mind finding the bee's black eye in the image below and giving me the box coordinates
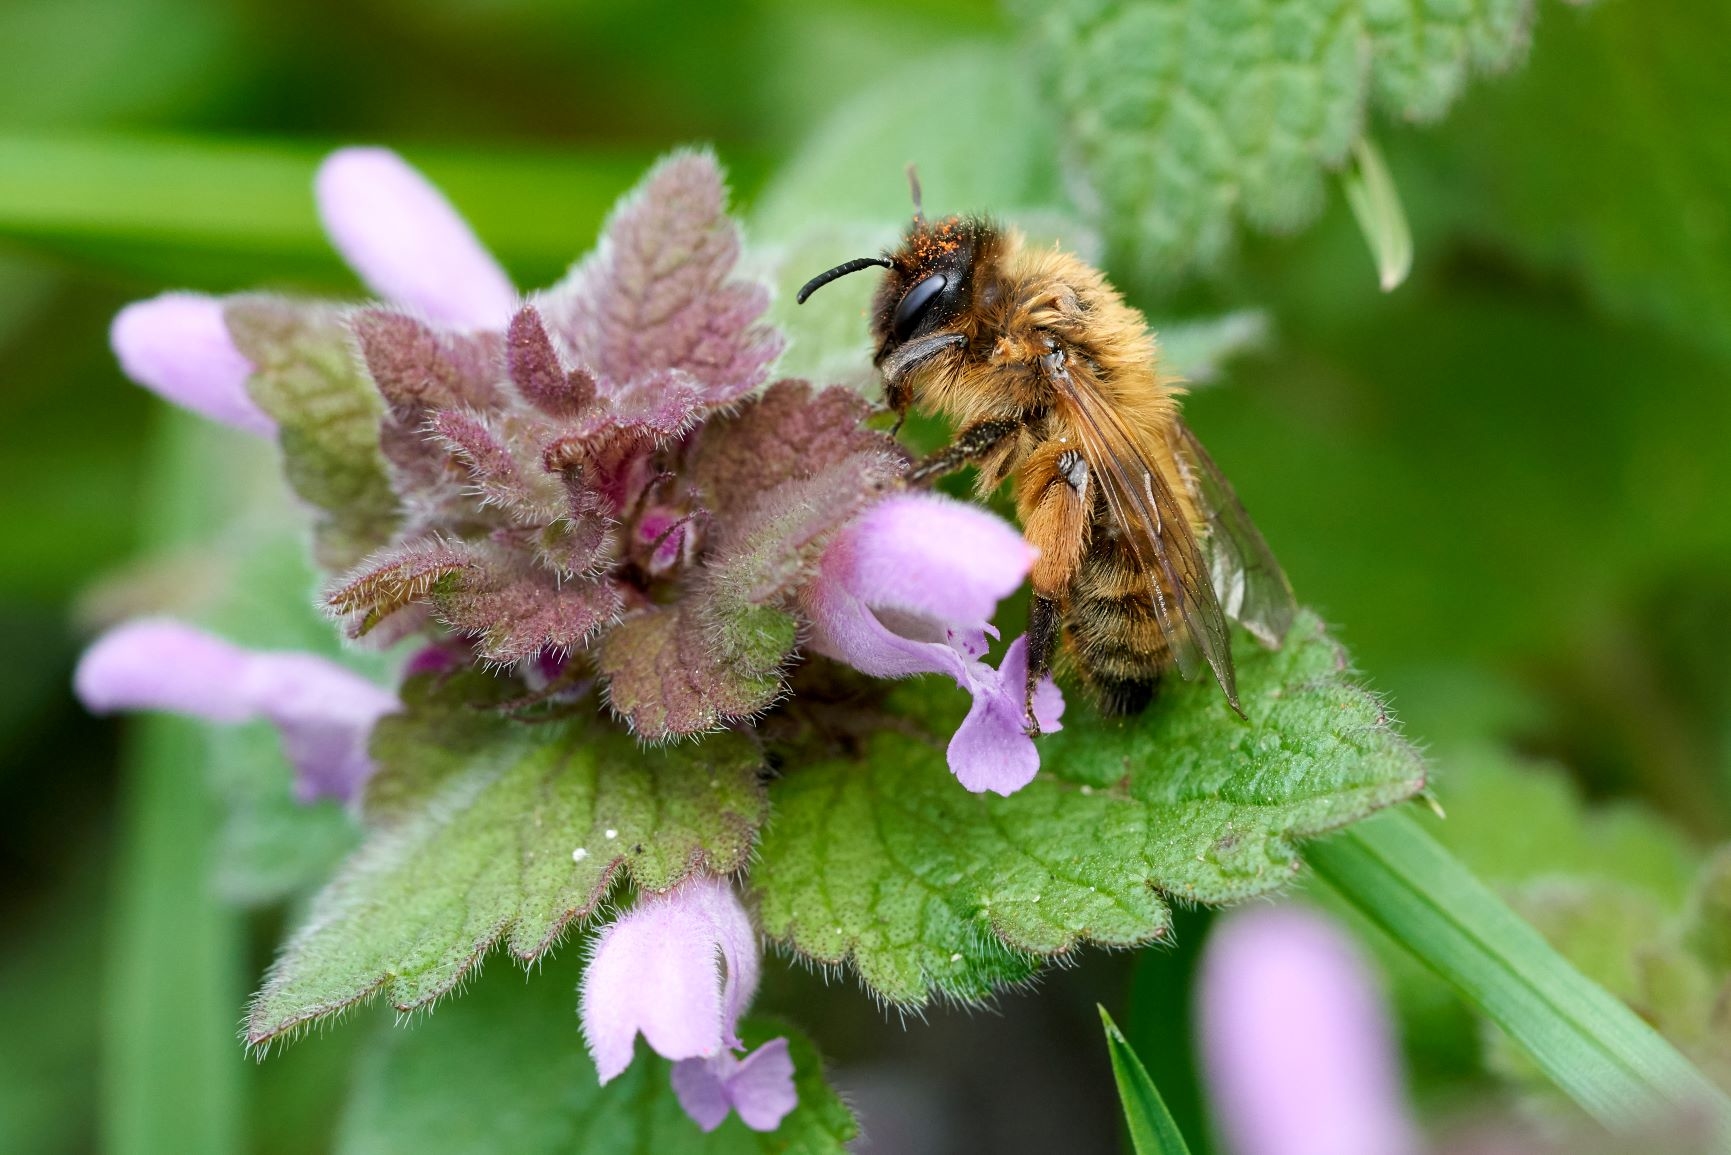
[892,274,947,341]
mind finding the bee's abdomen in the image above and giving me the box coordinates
[1065,539,1172,715]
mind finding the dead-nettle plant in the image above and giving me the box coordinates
[77,146,1423,1141]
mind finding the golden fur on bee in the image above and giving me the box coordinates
[798,207,1293,721]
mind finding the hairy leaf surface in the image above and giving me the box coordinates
[246,675,766,1045]
[752,612,1424,1005]
[225,296,400,569]
[1022,0,1533,280]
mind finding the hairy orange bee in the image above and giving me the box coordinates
[798,182,1295,729]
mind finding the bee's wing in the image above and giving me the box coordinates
[1041,351,1242,713]
[1171,420,1298,650]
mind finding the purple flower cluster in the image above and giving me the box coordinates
[74,145,1064,1131]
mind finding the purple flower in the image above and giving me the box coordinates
[579,875,797,1133]
[74,619,399,803]
[110,293,274,436]
[111,147,517,434]
[1197,905,1420,1155]
[314,147,517,331]
[802,492,1062,796]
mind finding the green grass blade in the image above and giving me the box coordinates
[0,134,686,286]
[1100,1006,1195,1155]
[1309,808,1731,1140]
[1340,135,1413,292]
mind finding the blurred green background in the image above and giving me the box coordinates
[2,0,1728,1152]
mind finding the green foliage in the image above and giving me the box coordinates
[225,297,398,570]
[1434,0,1731,362]
[1100,1006,1195,1155]
[1428,748,1702,904]
[1340,137,1411,292]
[1311,810,1731,1134]
[1419,760,1731,1094]
[752,612,1424,1005]
[246,673,767,1047]
[336,948,855,1155]
[1020,0,1532,282]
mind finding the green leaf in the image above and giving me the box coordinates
[1020,0,1533,282]
[245,675,768,1047]
[1100,1006,1194,1155]
[224,296,399,571]
[752,611,1424,1005]
[1686,847,1731,978]
[1309,808,1731,1133]
[336,947,856,1155]
[1340,136,1412,292]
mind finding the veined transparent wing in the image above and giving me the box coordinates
[1171,421,1297,650]
[1039,350,1242,714]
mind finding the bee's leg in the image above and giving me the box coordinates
[1024,593,1062,736]
[906,416,1023,487]
[1017,444,1091,735]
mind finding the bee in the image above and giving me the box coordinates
[796,181,1296,729]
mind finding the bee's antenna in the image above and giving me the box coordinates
[906,164,924,223]
[795,257,894,304]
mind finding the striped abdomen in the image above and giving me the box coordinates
[1064,526,1175,715]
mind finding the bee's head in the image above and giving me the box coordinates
[795,175,991,414]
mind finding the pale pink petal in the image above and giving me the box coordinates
[74,619,255,721]
[947,636,1063,796]
[245,652,401,802]
[1198,906,1420,1155]
[110,293,273,436]
[820,494,1033,627]
[804,495,1061,796]
[670,1057,734,1133]
[669,1039,798,1134]
[803,493,1031,682]
[725,1037,798,1132]
[578,875,759,1084]
[74,619,398,802]
[315,148,517,330]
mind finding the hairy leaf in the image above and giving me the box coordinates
[598,607,789,742]
[225,296,399,568]
[427,407,566,524]
[505,304,596,417]
[597,383,899,740]
[752,612,1424,1005]
[430,557,623,664]
[545,150,781,405]
[327,536,476,641]
[245,674,767,1046]
[697,452,896,638]
[1021,0,1534,281]
[690,380,900,519]
[336,948,855,1155]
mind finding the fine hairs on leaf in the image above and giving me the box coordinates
[752,612,1426,1006]
[1019,0,1534,281]
[245,672,766,1048]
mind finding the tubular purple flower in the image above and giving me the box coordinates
[579,875,796,1133]
[802,492,1062,795]
[74,619,399,803]
[315,147,518,330]
[1197,905,1420,1155]
[109,293,274,436]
